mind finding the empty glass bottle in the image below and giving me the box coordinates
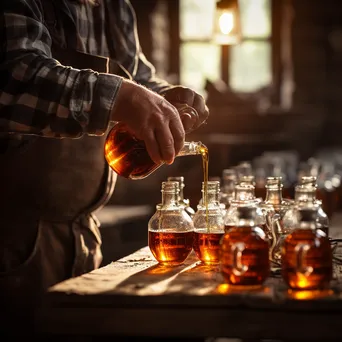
[220,205,270,286]
[283,177,329,236]
[281,204,332,290]
[219,168,237,209]
[148,181,194,266]
[167,176,195,218]
[193,181,225,265]
[105,122,207,179]
[224,184,266,234]
[259,177,294,264]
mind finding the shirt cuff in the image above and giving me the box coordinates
[87,73,123,136]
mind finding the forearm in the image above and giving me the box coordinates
[0,3,122,138]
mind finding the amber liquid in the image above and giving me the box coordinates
[282,229,332,290]
[148,231,193,266]
[200,146,209,230]
[221,226,270,286]
[193,231,224,265]
[105,126,159,179]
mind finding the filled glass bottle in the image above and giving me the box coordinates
[193,181,225,265]
[148,181,194,266]
[167,176,195,218]
[259,177,294,264]
[105,122,207,179]
[220,205,270,287]
[224,184,267,234]
[281,204,333,290]
[283,177,329,237]
[219,168,237,209]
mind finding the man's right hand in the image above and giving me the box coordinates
[110,79,185,166]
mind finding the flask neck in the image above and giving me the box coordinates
[237,218,255,228]
[222,178,236,196]
[235,186,255,201]
[161,192,178,207]
[177,141,206,156]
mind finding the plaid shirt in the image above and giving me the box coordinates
[0,0,171,143]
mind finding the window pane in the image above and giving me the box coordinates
[230,41,272,92]
[239,0,271,38]
[180,0,216,40]
[180,43,221,96]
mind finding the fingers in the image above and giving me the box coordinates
[164,86,195,104]
[142,129,162,165]
[169,117,185,157]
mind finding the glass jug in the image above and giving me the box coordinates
[281,204,332,290]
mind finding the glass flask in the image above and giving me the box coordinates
[105,122,208,180]
[283,177,329,237]
[259,177,294,264]
[281,204,332,290]
[220,205,270,286]
[193,181,225,265]
[167,176,195,218]
[224,184,267,234]
[148,181,194,266]
[219,168,237,209]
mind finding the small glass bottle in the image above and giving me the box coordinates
[148,181,194,266]
[283,177,329,236]
[281,204,333,290]
[219,169,237,209]
[193,181,225,265]
[220,205,270,286]
[105,123,207,179]
[224,184,266,234]
[167,176,195,218]
[259,177,294,264]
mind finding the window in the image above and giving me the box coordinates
[179,0,272,96]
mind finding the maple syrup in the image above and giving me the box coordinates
[282,206,333,290]
[221,206,270,286]
[193,231,224,265]
[149,231,194,266]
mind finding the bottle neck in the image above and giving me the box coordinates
[222,179,235,196]
[161,192,178,206]
[177,141,205,156]
[295,187,316,203]
[265,187,283,205]
[237,218,255,227]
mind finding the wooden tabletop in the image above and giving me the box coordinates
[35,216,342,341]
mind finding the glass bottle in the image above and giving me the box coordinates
[259,177,294,264]
[224,184,267,234]
[193,181,225,265]
[167,176,195,218]
[283,177,329,236]
[219,168,237,209]
[220,205,270,286]
[281,204,332,290]
[105,122,207,179]
[148,181,194,266]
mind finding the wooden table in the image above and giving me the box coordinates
[35,218,342,341]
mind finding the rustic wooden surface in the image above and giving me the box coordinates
[35,214,342,340]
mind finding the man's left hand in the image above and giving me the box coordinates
[162,86,209,133]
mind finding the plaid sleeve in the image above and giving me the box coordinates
[123,0,173,94]
[0,0,122,138]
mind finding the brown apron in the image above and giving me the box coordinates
[0,1,130,317]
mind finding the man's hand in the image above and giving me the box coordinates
[111,79,185,166]
[162,86,209,133]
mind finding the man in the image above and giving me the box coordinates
[0,0,209,320]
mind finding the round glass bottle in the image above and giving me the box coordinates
[148,181,194,266]
[167,176,195,218]
[220,205,270,287]
[281,204,332,290]
[193,181,225,265]
[105,122,207,179]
